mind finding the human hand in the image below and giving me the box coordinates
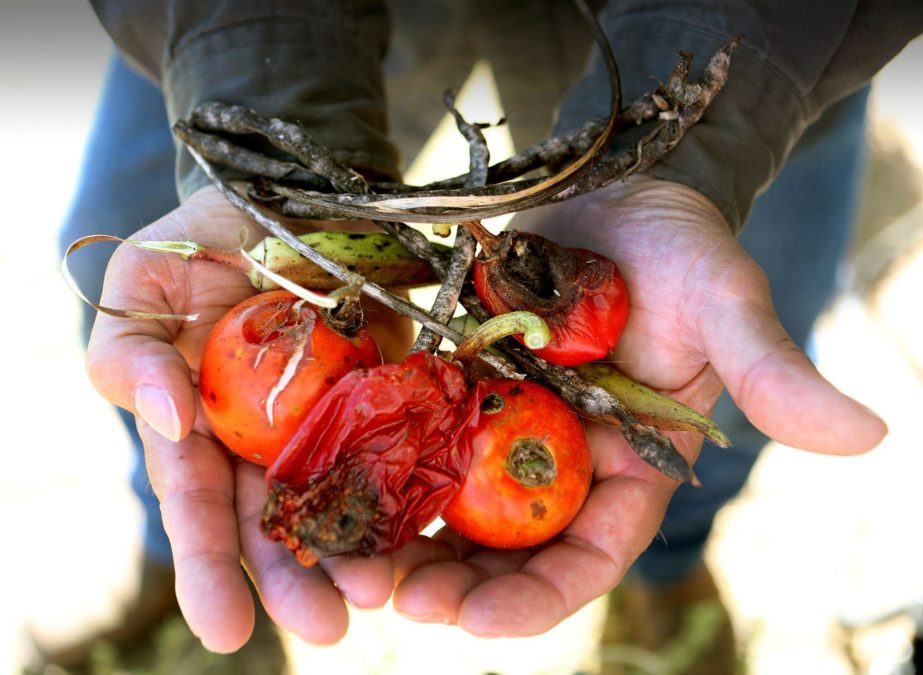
[85,185,413,651]
[390,174,886,636]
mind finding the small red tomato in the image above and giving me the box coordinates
[472,230,629,367]
[199,290,382,466]
[441,378,592,549]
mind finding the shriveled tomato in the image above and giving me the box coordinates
[441,378,592,549]
[263,351,485,567]
[472,229,629,367]
[199,290,382,466]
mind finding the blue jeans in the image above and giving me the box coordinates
[61,52,869,581]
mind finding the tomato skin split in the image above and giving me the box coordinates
[199,290,382,467]
[441,378,592,549]
[262,351,485,566]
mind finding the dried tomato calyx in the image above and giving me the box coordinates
[507,437,557,488]
[321,296,366,336]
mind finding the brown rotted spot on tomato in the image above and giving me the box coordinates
[506,385,524,397]
[480,392,505,415]
[530,499,548,520]
[261,351,484,567]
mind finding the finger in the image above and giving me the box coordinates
[700,291,887,455]
[139,422,255,652]
[319,554,394,609]
[393,545,532,625]
[235,463,349,645]
[390,535,460,585]
[393,473,670,635]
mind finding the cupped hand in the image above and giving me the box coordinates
[391,174,887,636]
[85,185,412,651]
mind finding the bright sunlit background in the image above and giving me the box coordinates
[1,2,921,673]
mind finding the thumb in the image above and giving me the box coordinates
[702,294,886,455]
[85,248,199,443]
[88,323,196,443]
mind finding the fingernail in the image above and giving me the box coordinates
[134,384,182,442]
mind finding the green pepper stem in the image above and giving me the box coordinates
[452,311,550,365]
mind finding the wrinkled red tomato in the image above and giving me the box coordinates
[472,230,629,367]
[441,378,592,549]
[262,351,484,567]
[199,290,382,467]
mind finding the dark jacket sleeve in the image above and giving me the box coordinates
[555,1,923,231]
[90,0,400,200]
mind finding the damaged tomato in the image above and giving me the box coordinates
[470,225,629,367]
[199,290,382,467]
[261,351,484,567]
[441,378,592,549]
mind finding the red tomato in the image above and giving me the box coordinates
[199,290,382,466]
[473,245,629,367]
[441,379,592,548]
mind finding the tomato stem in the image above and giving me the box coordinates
[462,220,502,256]
[452,311,551,366]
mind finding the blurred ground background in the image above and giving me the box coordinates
[1,2,921,673]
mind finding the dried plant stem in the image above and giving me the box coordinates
[552,38,740,200]
[425,96,661,189]
[491,338,697,483]
[409,226,474,353]
[177,95,660,196]
[412,92,487,354]
[234,39,736,224]
[172,121,329,189]
[191,102,369,194]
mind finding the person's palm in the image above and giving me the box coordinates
[86,186,411,651]
[389,175,886,636]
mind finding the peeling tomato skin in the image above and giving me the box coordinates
[441,379,592,549]
[199,290,382,467]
